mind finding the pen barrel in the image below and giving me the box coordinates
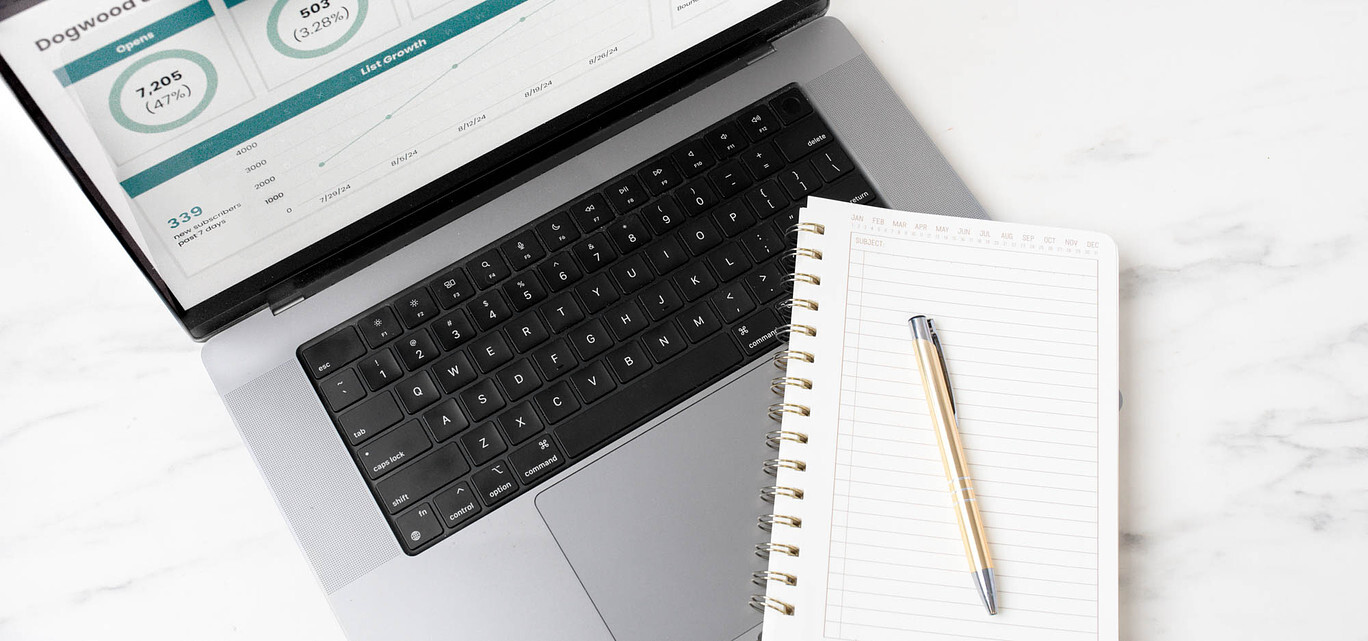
[911,337,995,574]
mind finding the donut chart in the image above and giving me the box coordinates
[107,49,219,134]
[266,0,370,59]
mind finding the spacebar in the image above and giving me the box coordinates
[554,334,743,459]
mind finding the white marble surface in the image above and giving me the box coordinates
[3,0,1366,638]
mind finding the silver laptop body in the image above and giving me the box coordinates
[2,1,983,638]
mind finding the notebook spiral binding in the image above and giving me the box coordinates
[748,219,826,619]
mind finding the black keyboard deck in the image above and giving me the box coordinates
[297,85,882,554]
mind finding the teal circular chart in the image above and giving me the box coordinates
[108,49,218,134]
[267,0,369,59]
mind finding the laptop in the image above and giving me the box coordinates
[1,0,985,638]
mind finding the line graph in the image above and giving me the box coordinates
[317,0,560,167]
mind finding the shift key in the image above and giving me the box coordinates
[375,444,469,514]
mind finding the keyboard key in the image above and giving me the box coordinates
[569,193,613,231]
[535,211,580,251]
[498,402,545,445]
[433,482,482,529]
[737,104,780,141]
[508,435,565,487]
[302,328,365,378]
[740,142,783,178]
[432,310,476,351]
[358,307,402,347]
[678,180,718,216]
[468,249,510,289]
[673,262,717,301]
[429,268,476,309]
[394,502,443,552]
[707,243,752,282]
[605,342,652,383]
[773,208,800,235]
[459,379,506,422]
[575,273,620,314]
[431,351,477,394]
[819,172,878,206]
[769,88,813,124]
[467,290,511,331]
[679,302,722,343]
[397,372,439,413]
[744,261,786,304]
[610,254,653,294]
[739,224,785,262]
[471,461,520,507]
[644,236,688,275]
[534,381,580,423]
[376,445,468,514]
[638,281,682,321]
[811,146,854,182]
[460,422,507,467]
[568,318,614,360]
[605,176,648,212]
[396,330,440,371]
[554,333,742,458]
[712,202,756,237]
[679,218,723,256]
[570,361,617,404]
[532,338,579,380]
[496,358,541,400]
[638,157,683,194]
[712,282,756,322]
[339,392,403,445]
[422,398,469,441]
[571,234,617,272]
[395,287,439,328]
[774,116,833,162]
[538,253,583,291]
[540,293,584,333]
[744,180,789,218]
[641,196,685,235]
[732,307,785,356]
[469,331,513,373]
[780,163,822,198]
[708,160,752,198]
[606,215,652,254]
[500,230,545,271]
[506,313,549,353]
[705,122,745,157]
[672,139,715,176]
[503,272,548,312]
[604,301,648,340]
[359,350,403,391]
[642,322,687,363]
[356,420,431,479]
[321,369,366,412]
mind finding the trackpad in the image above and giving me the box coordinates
[535,365,775,641]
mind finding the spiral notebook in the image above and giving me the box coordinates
[754,199,1119,640]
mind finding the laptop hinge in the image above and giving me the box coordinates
[744,43,777,66]
[268,289,307,315]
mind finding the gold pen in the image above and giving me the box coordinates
[908,315,998,615]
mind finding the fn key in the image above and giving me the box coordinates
[394,503,443,552]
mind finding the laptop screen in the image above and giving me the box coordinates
[0,0,787,312]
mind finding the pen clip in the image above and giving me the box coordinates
[926,318,956,413]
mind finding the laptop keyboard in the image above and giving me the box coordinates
[297,85,882,554]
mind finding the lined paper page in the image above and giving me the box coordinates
[761,199,1117,641]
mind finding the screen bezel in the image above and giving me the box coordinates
[0,0,826,340]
